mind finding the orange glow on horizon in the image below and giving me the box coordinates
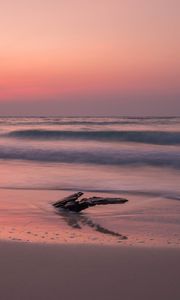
[0,0,179,103]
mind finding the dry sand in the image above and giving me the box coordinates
[0,241,180,300]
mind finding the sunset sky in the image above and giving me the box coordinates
[0,0,179,115]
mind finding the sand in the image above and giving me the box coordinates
[0,189,180,299]
[0,241,180,300]
[0,188,180,247]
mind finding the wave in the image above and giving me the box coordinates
[1,116,180,126]
[6,129,180,145]
[0,120,147,126]
[0,146,179,169]
[0,186,179,200]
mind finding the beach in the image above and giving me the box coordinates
[0,188,180,247]
[1,0,179,297]
[0,189,180,300]
[0,116,179,299]
[0,241,180,300]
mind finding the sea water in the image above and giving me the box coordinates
[0,116,180,197]
[0,116,180,246]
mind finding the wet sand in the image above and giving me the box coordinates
[0,241,180,300]
[0,189,180,247]
[0,189,180,299]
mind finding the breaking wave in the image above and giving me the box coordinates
[6,129,180,145]
[0,145,179,169]
[1,116,180,126]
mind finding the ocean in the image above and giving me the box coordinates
[0,116,180,246]
[0,116,180,198]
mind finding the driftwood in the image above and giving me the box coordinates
[53,192,128,212]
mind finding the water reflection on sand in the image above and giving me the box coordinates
[56,209,128,241]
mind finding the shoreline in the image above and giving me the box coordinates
[0,234,180,249]
[0,188,180,248]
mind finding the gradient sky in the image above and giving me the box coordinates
[0,0,179,115]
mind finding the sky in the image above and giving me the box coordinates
[0,0,179,116]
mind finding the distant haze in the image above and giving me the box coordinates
[0,0,179,116]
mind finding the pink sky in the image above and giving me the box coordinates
[0,0,179,115]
